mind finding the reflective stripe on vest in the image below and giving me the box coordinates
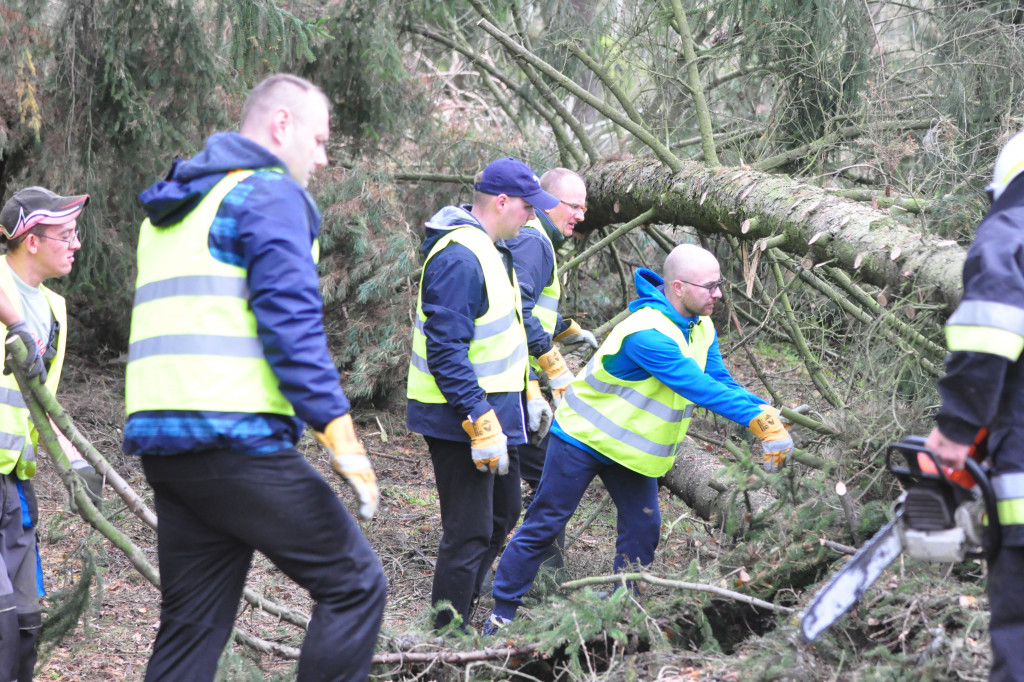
[0,257,67,479]
[126,168,316,416]
[406,226,528,403]
[946,300,1024,360]
[522,221,561,335]
[992,472,1024,526]
[555,307,714,477]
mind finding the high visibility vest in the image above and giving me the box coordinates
[522,220,561,335]
[126,169,316,416]
[555,307,714,477]
[407,226,528,402]
[0,257,67,479]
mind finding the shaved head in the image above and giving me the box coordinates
[664,244,723,317]
[241,74,328,130]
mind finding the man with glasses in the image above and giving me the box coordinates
[504,168,598,572]
[0,186,102,680]
[484,243,793,632]
[406,157,558,632]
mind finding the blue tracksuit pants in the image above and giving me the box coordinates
[491,435,661,620]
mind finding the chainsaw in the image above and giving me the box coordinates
[800,435,999,642]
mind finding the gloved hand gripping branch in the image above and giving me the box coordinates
[537,348,573,408]
[526,380,552,443]
[462,409,509,475]
[554,319,598,350]
[749,406,794,473]
[315,414,379,520]
[4,321,46,382]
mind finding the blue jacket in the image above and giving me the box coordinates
[505,212,571,358]
[551,268,766,460]
[123,132,350,455]
[405,206,527,445]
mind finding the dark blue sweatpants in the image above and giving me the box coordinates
[491,435,661,620]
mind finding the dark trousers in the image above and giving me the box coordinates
[492,435,661,620]
[519,435,565,570]
[989,545,1024,681]
[0,474,39,682]
[425,436,521,630]
[141,448,386,682]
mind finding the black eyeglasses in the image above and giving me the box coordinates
[678,278,725,292]
[560,200,587,214]
[36,230,80,245]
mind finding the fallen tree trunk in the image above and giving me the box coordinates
[659,449,732,524]
[581,159,967,312]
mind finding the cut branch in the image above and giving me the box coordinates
[560,572,795,613]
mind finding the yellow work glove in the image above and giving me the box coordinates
[526,380,553,444]
[315,415,379,520]
[554,319,599,350]
[538,348,573,408]
[462,409,509,475]
[748,406,794,473]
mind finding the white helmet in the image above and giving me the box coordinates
[988,130,1024,201]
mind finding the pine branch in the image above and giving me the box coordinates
[753,119,934,172]
[562,208,657,272]
[559,572,796,613]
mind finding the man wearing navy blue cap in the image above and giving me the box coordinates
[406,157,558,631]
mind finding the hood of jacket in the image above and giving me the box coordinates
[139,132,288,227]
[533,209,565,247]
[628,267,699,331]
[422,205,490,256]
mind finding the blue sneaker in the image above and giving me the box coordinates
[482,613,511,636]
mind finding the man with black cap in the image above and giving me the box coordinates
[406,157,559,631]
[0,186,101,681]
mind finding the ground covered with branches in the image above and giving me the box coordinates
[27,333,994,681]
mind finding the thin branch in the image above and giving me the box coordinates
[373,643,539,665]
[753,119,934,172]
[668,0,718,165]
[562,208,657,272]
[560,572,795,613]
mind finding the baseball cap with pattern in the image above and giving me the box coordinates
[0,187,90,241]
[475,158,559,211]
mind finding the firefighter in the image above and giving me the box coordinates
[925,130,1024,682]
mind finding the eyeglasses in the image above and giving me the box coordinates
[560,200,587,214]
[678,278,725,292]
[36,230,80,246]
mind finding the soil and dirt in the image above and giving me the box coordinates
[25,344,991,681]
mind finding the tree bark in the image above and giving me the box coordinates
[659,451,731,524]
[580,159,967,312]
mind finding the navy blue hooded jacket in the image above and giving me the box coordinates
[505,211,571,358]
[551,268,766,462]
[123,132,350,455]
[406,205,527,445]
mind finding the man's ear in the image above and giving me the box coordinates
[269,107,292,144]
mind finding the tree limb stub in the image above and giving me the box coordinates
[580,159,966,312]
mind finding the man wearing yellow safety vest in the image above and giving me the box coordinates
[0,186,100,681]
[505,169,598,484]
[406,157,558,632]
[123,74,385,681]
[924,130,1024,682]
[484,244,794,632]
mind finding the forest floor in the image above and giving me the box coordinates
[27,348,993,681]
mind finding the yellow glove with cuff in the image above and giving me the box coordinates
[462,409,509,475]
[748,406,794,473]
[538,348,573,408]
[554,319,599,349]
[315,414,379,520]
[526,380,553,444]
